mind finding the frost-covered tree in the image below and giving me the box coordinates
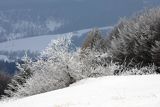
[3,34,76,98]
[2,33,119,99]
[105,7,160,70]
[82,28,104,51]
[3,55,33,98]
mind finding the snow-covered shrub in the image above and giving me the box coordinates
[106,7,160,71]
[73,49,117,78]
[3,56,33,98]
[2,33,121,99]
[3,34,76,98]
[81,28,105,51]
[9,61,71,97]
[121,65,157,75]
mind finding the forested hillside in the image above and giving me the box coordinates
[0,0,159,42]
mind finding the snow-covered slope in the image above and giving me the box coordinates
[0,34,64,52]
[0,26,112,52]
[1,75,160,107]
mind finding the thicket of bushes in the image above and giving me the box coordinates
[1,7,160,100]
[105,8,160,69]
[82,7,160,73]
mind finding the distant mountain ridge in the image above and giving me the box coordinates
[0,0,160,42]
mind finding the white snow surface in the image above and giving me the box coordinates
[1,75,160,107]
[0,34,66,52]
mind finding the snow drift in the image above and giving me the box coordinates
[0,75,160,107]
